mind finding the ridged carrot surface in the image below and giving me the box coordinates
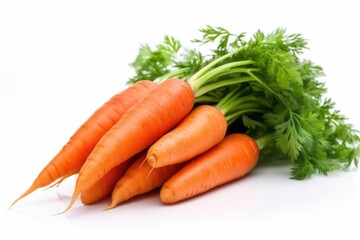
[80,156,135,205]
[160,134,259,204]
[11,80,157,207]
[106,153,185,210]
[147,105,227,168]
[63,78,194,212]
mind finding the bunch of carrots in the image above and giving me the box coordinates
[10,26,360,213]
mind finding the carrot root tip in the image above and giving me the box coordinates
[54,189,81,215]
[146,154,157,168]
[104,202,117,211]
[160,186,175,204]
[9,186,37,209]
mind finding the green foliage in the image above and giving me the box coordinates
[192,25,246,55]
[127,36,181,84]
[128,25,360,180]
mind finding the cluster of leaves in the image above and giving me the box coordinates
[128,26,360,180]
[127,36,182,84]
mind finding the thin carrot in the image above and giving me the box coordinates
[62,78,194,213]
[106,152,185,210]
[11,80,157,207]
[146,105,227,168]
[44,167,81,190]
[160,133,259,204]
[81,156,136,205]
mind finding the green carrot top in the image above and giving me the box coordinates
[128,26,360,180]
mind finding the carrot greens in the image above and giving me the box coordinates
[129,26,360,180]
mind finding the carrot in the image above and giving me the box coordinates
[80,156,136,205]
[146,105,227,168]
[160,133,259,204]
[106,152,185,210]
[10,80,157,207]
[44,167,81,190]
[62,78,194,213]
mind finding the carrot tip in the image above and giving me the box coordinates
[104,202,117,211]
[54,189,81,215]
[146,154,157,168]
[9,185,36,209]
[160,186,175,204]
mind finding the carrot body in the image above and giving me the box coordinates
[64,78,194,212]
[146,105,227,168]
[106,153,185,210]
[11,80,157,207]
[80,157,135,205]
[160,134,259,204]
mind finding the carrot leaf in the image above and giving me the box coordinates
[128,26,360,179]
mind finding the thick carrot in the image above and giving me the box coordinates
[62,78,194,213]
[146,105,227,168]
[160,134,259,204]
[106,152,185,210]
[11,80,157,207]
[80,156,135,205]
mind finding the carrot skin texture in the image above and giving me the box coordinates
[65,78,194,212]
[147,105,227,168]
[80,157,135,205]
[106,153,185,210]
[160,134,259,204]
[11,80,157,207]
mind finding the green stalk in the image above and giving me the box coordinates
[195,76,255,98]
[155,68,190,83]
[216,89,240,113]
[190,61,256,93]
[187,47,244,86]
[254,134,273,151]
[194,95,219,103]
[246,70,291,110]
[214,88,266,126]
[226,107,265,125]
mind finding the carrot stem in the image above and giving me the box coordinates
[194,76,255,98]
[187,47,244,86]
[214,87,266,125]
[155,68,190,83]
[190,61,256,93]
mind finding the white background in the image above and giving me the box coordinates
[1,0,359,239]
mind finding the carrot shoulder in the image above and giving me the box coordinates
[63,78,194,213]
[11,80,157,207]
[160,134,259,204]
[146,105,227,168]
[106,153,185,210]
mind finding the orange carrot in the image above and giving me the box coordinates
[160,133,259,204]
[62,78,194,213]
[11,80,157,207]
[106,152,185,210]
[44,167,81,190]
[80,156,136,205]
[146,105,227,168]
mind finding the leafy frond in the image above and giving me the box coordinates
[127,36,182,84]
[128,25,360,180]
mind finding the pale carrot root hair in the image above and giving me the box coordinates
[62,78,194,213]
[160,134,259,204]
[146,105,227,168]
[10,80,157,208]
